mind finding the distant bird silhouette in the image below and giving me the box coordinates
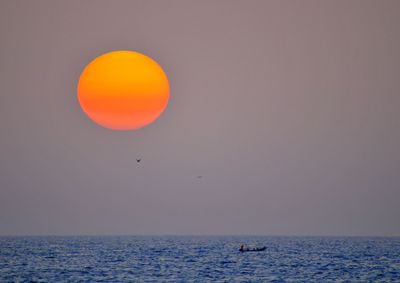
[136,158,141,163]
[197,175,203,179]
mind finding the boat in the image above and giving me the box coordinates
[239,246,266,252]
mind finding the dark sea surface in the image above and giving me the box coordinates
[0,236,399,282]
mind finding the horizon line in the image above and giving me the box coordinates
[1,234,399,238]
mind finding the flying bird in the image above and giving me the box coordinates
[136,158,141,163]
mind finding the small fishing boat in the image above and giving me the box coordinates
[239,245,266,252]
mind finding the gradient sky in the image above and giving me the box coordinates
[1,0,399,236]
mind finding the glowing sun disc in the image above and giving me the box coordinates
[77,50,169,130]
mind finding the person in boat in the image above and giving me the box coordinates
[240,244,249,252]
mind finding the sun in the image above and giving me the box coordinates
[77,50,169,130]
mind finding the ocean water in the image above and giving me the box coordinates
[0,236,399,282]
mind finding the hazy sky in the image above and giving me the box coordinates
[1,0,399,236]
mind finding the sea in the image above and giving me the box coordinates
[0,236,399,282]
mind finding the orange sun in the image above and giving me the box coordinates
[77,50,169,130]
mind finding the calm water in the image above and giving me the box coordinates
[0,236,399,282]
